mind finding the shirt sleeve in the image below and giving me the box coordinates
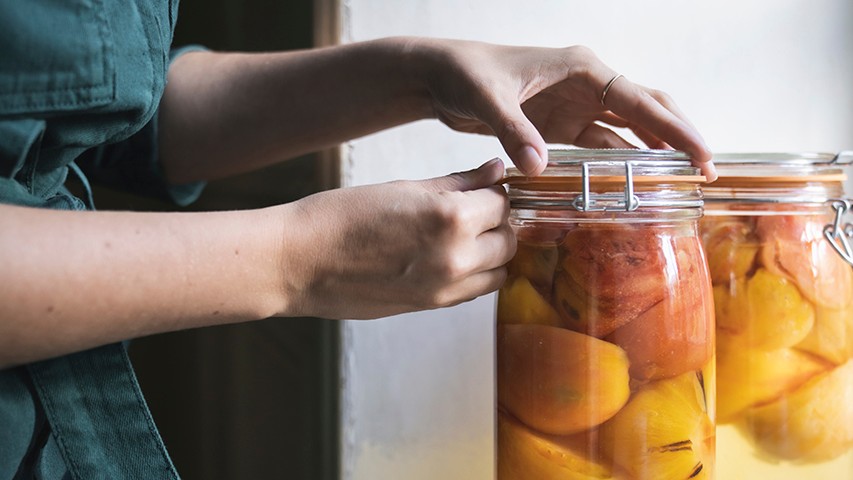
[75,45,207,207]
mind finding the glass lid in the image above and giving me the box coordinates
[504,149,702,182]
[709,151,852,181]
[504,149,704,213]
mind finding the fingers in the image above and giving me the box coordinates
[436,267,509,309]
[485,101,549,177]
[475,224,517,271]
[599,75,716,180]
[426,157,506,192]
[412,206,514,309]
[457,184,510,232]
[595,111,630,129]
[629,124,670,150]
[573,123,638,150]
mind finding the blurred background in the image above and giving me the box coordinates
[109,1,853,479]
[122,1,340,480]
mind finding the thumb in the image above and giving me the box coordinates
[489,103,548,176]
[425,157,506,192]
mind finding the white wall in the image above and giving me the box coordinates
[337,2,853,479]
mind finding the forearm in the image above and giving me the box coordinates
[0,204,290,368]
[159,37,434,184]
[0,159,513,367]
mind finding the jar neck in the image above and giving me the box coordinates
[508,183,703,223]
[703,180,845,209]
[509,208,703,225]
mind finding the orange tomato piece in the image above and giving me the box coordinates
[607,237,715,381]
[497,324,631,436]
[555,224,670,337]
[756,213,853,309]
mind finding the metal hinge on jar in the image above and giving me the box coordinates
[572,161,641,212]
[824,198,853,267]
[832,150,853,164]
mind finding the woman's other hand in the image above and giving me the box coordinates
[281,158,515,320]
[410,39,714,179]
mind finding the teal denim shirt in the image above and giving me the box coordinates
[1,1,204,477]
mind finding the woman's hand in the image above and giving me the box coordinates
[160,38,712,184]
[0,159,511,365]
[410,39,714,179]
[280,158,515,320]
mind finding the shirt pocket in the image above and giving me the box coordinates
[0,0,115,116]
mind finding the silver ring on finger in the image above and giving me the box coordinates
[600,73,624,106]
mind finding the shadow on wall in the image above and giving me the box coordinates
[101,1,342,479]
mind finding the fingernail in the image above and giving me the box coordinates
[703,161,718,183]
[518,146,545,176]
[483,157,503,169]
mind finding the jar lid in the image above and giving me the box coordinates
[704,151,851,205]
[504,149,705,212]
[504,149,705,187]
[710,151,851,183]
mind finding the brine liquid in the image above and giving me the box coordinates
[717,425,853,479]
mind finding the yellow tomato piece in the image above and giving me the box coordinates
[507,241,559,293]
[702,356,717,425]
[702,218,759,284]
[497,276,562,327]
[600,371,715,480]
[736,268,815,350]
[497,412,613,480]
[795,305,853,365]
[713,281,748,335]
[740,359,853,463]
[716,346,828,423]
[497,324,631,436]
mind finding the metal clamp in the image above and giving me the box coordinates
[831,150,853,165]
[572,161,641,212]
[823,198,853,267]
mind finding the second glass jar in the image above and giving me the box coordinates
[701,152,853,480]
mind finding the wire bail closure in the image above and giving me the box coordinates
[824,198,853,267]
[572,161,641,212]
[832,150,853,164]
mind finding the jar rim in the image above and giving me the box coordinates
[505,148,700,180]
[549,148,690,161]
[709,151,851,183]
[712,151,851,165]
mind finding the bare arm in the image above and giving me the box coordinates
[158,38,714,184]
[0,203,287,366]
[158,39,433,184]
[0,159,511,368]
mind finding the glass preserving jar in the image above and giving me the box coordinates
[700,152,853,480]
[496,149,716,480]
